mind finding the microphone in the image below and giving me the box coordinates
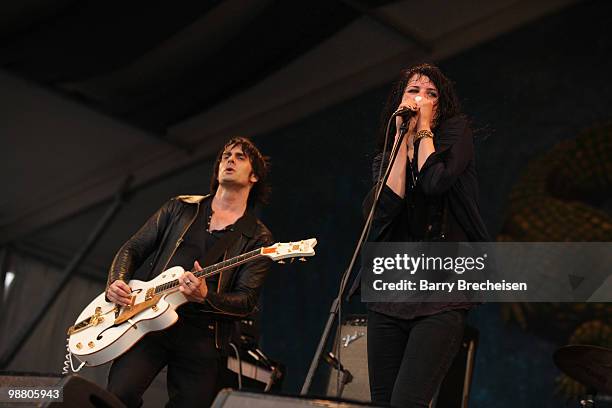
[393,106,417,119]
[394,96,422,118]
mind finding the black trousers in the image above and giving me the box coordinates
[367,309,467,408]
[107,319,222,408]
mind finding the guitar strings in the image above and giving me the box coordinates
[153,248,262,294]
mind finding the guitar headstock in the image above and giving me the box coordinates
[261,238,317,262]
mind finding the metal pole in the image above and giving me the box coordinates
[300,117,409,395]
[0,175,132,368]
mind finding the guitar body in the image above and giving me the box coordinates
[68,266,189,366]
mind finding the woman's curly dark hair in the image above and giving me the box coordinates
[377,63,462,151]
[210,137,270,207]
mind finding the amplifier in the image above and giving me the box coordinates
[326,315,369,401]
[324,315,478,408]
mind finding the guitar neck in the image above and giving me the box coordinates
[153,248,263,295]
[195,248,262,279]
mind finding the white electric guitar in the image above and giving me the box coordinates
[67,238,317,366]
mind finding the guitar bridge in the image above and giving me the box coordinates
[67,307,105,335]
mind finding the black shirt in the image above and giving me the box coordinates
[171,199,228,325]
[364,116,489,320]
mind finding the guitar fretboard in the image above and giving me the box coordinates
[153,248,262,294]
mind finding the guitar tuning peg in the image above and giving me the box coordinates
[299,257,307,262]
[277,260,286,264]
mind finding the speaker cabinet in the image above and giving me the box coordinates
[212,389,383,407]
[324,315,478,408]
[41,374,125,408]
[0,371,61,388]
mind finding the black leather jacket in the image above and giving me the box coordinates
[106,194,273,350]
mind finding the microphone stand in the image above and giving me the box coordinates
[324,352,354,398]
[300,113,410,395]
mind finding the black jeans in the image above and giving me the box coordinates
[367,309,467,408]
[107,319,222,408]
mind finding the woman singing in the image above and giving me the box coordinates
[364,63,490,407]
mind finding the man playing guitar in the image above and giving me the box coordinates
[105,137,273,407]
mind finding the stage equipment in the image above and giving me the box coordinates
[212,389,384,407]
[554,345,612,407]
